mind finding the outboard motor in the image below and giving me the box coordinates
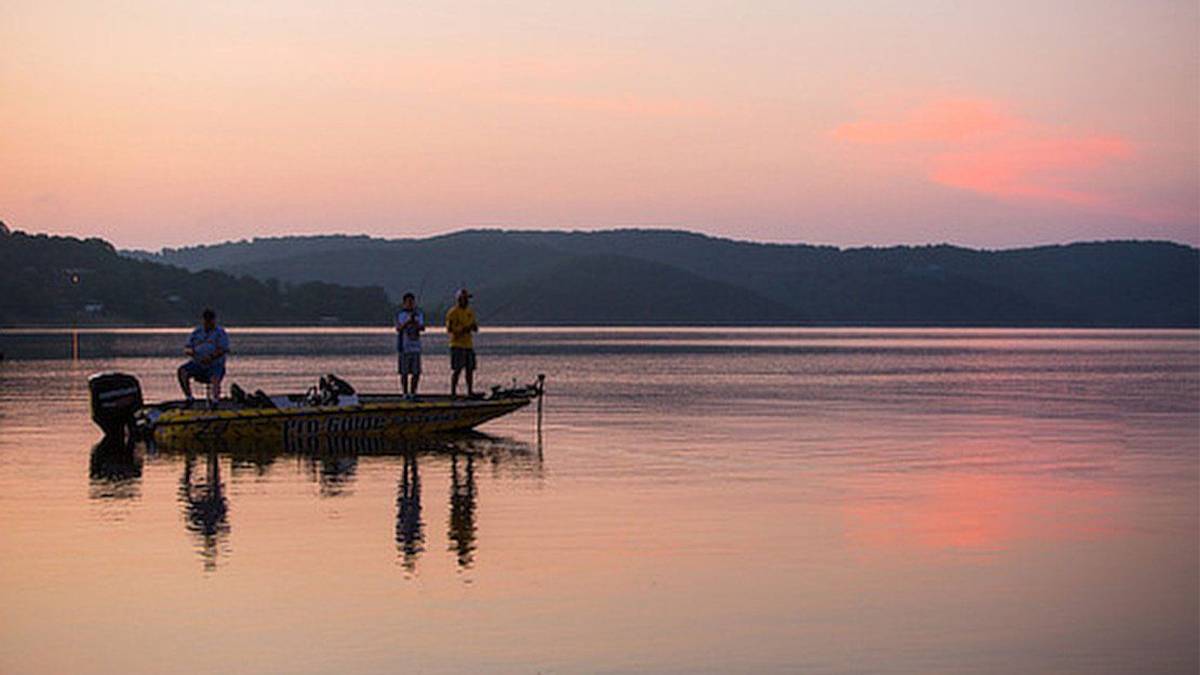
[88,372,143,437]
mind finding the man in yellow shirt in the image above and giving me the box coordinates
[446,288,479,398]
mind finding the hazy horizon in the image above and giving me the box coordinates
[3,1,1197,250]
[8,222,1200,254]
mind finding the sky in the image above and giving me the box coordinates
[2,0,1197,250]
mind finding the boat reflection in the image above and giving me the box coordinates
[114,432,541,572]
[311,454,359,498]
[89,434,143,501]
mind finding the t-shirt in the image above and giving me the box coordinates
[395,309,424,353]
[445,306,477,349]
[187,326,229,367]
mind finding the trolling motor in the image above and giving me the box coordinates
[88,372,144,437]
[488,373,545,400]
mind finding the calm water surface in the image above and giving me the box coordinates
[0,328,1197,674]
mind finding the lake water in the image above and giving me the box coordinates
[0,327,1197,674]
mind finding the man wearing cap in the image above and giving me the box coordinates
[445,288,479,398]
[177,308,230,406]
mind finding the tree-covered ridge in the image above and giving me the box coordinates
[0,226,393,326]
[136,229,1199,327]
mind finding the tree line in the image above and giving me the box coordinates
[0,226,395,326]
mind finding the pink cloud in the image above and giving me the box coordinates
[833,98,1020,144]
[931,135,1134,208]
[834,98,1147,218]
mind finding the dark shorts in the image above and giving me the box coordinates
[450,347,476,372]
[398,352,422,376]
[180,360,225,383]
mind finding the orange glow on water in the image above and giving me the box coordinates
[846,471,1123,554]
[843,429,1127,555]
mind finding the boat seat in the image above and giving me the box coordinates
[250,390,277,409]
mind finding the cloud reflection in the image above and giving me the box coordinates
[845,470,1122,555]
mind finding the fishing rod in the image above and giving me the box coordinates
[415,266,432,303]
[425,277,516,324]
[477,292,524,325]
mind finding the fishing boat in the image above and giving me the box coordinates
[88,371,544,444]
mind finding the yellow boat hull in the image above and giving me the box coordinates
[146,396,532,445]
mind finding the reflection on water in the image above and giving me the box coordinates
[448,454,478,569]
[179,451,230,571]
[3,328,1197,674]
[396,452,424,571]
[88,435,142,502]
[312,455,358,498]
[113,433,540,572]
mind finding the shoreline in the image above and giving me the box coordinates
[3,324,1198,333]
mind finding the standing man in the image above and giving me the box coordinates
[177,308,230,406]
[446,288,479,398]
[395,292,425,399]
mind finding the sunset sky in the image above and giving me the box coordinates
[2,0,1197,249]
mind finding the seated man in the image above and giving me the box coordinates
[177,308,230,406]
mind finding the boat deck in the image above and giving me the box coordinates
[138,388,539,444]
[157,393,494,413]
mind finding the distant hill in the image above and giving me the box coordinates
[482,254,797,324]
[0,227,393,326]
[128,229,1200,327]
